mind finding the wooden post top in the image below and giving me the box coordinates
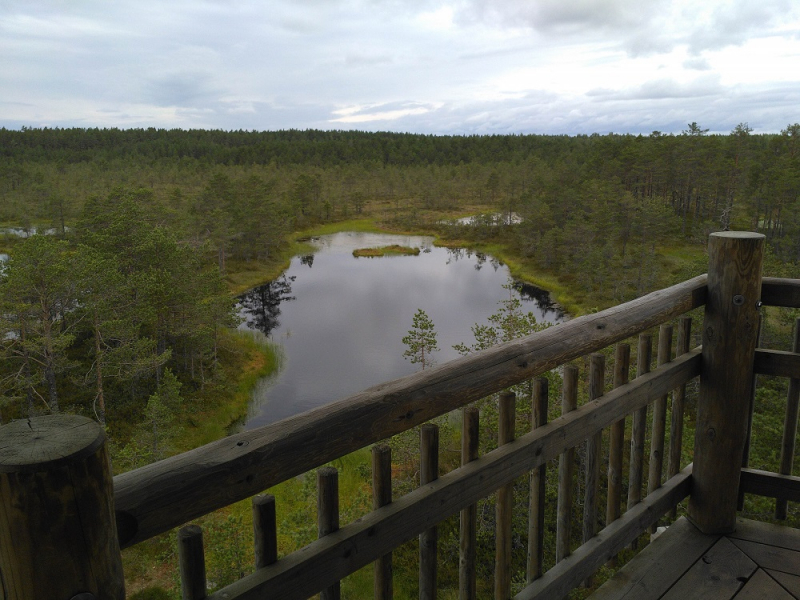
[0,415,105,473]
[709,231,765,240]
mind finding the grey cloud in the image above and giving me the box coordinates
[145,71,222,107]
[683,57,711,71]
[455,0,663,34]
[687,0,796,54]
[344,53,395,67]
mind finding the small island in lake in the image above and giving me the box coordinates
[352,245,421,258]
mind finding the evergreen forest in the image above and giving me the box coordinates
[1,124,799,598]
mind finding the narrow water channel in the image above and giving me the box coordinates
[237,232,564,428]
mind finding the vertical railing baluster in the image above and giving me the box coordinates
[420,423,439,600]
[252,494,277,569]
[606,343,630,566]
[318,467,341,600]
[460,407,480,600]
[556,365,578,564]
[777,317,800,519]
[628,333,652,549]
[648,324,673,533]
[583,353,605,587]
[372,445,393,599]
[527,378,548,583]
[739,312,763,511]
[668,316,692,519]
[495,391,516,600]
[178,524,207,600]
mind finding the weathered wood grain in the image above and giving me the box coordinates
[628,333,652,551]
[730,517,800,553]
[420,424,439,600]
[0,415,124,600]
[203,353,701,600]
[318,467,340,600]
[668,317,692,521]
[589,516,718,600]
[752,349,800,378]
[556,365,578,564]
[777,317,800,520]
[734,569,795,600]
[178,525,206,600]
[660,537,756,600]
[761,277,800,308]
[583,353,605,588]
[252,494,277,569]
[114,275,708,547]
[372,445,392,600]
[496,391,515,600]
[514,466,693,600]
[606,344,630,533]
[766,570,800,597]
[527,379,547,583]
[689,232,764,534]
[460,407,479,600]
[740,468,800,503]
[729,538,800,576]
[648,324,672,534]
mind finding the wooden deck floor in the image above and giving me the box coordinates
[589,517,800,599]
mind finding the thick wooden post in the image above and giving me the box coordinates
[372,444,393,600]
[688,231,764,534]
[460,407,479,600]
[495,391,515,600]
[0,415,125,600]
[419,424,439,600]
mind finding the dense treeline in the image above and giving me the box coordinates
[1,123,799,428]
[0,188,237,453]
[2,125,799,597]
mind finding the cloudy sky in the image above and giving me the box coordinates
[2,0,799,135]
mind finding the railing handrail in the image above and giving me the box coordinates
[114,274,708,548]
[204,351,702,600]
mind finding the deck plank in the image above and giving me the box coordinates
[659,537,756,600]
[766,570,800,598]
[589,518,719,600]
[734,569,795,600]
[729,538,800,576]
[730,518,800,553]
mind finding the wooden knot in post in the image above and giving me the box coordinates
[0,415,124,600]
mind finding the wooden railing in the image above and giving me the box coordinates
[3,231,800,600]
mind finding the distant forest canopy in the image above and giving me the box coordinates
[2,124,799,265]
[0,124,798,254]
[1,123,798,444]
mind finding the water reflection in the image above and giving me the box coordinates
[238,274,296,337]
[514,281,564,321]
[237,232,564,428]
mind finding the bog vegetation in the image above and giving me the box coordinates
[0,124,798,597]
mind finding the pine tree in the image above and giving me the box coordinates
[402,309,439,370]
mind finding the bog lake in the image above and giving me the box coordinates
[237,232,565,428]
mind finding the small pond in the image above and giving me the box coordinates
[237,232,564,428]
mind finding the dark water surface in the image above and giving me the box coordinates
[238,232,564,428]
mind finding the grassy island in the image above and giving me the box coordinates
[352,244,421,257]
